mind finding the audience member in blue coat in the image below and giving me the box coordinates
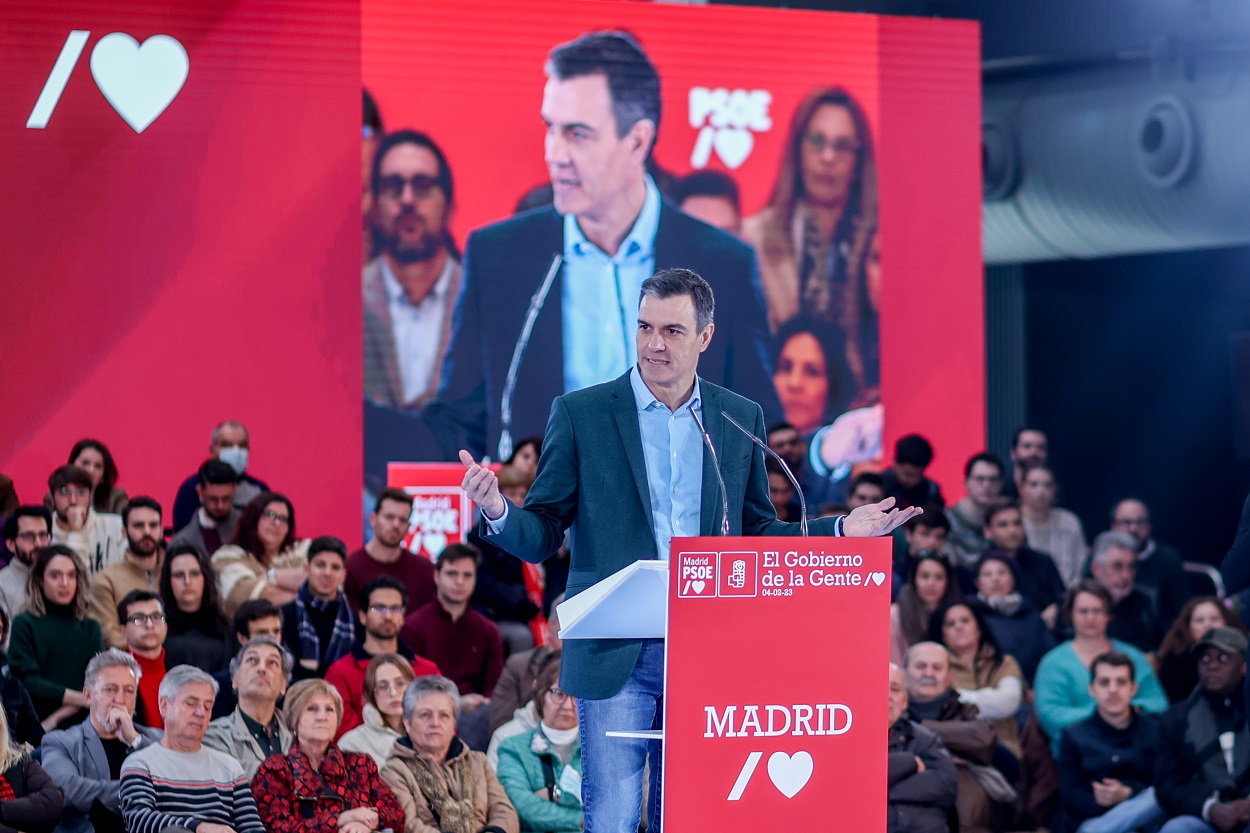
[971,552,1055,683]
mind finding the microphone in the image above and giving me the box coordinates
[722,411,808,537]
[689,404,730,536]
[498,253,562,462]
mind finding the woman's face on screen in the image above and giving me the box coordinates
[800,103,858,208]
[774,331,828,434]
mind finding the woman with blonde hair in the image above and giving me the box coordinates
[338,653,417,768]
[0,706,63,831]
[251,678,404,833]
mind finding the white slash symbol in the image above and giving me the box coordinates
[27,30,90,128]
[727,751,763,801]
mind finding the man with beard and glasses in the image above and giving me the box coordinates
[91,497,166,649]
[0,505,51,621]
[363,129,462,411]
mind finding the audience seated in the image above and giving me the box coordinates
[888,663,958,833]
[47,466,125,575]
[203,636,293,780]
[168,460,241,557]
[0,474,18,519]
[344,489,436,614]
[338,653,416,768]
[1034,581,1168,755]
[250,678,405,833]
[1087,531,1166,656]
[1004,427,1048,501]
[848,471,887,509]
[1018,465,1088,588]
[280,536,355,681]
[883,434,946,511]
[1154,627,1250,833]
[89,498,165,650]
[327,577,438,738]
[766,422,842,520]
[904,642,1008,833]
[401,544,503,752]
[946,453,1004,571]
[212,492,310,617]
[117,591,167,729]
[0,707,64,833]
[380,675,519,833]
[930,601,1023,759]
[160,544,234,674]
[983,502,1066,629]
[470,466,543,656]
[170,420,269,533]
[119,665,266,833]
[765,456,798,522]
[895,508,951,593]
[213,599,284,719]
[890,553,961,667]
[43,440,129,517]
[1054,651,1162,833]
[1110,498,1190,631]
[0,609,41,749]
[9,545,104,731]
[41,649,162,833]
[1156,597,1246,704]
[970,552,1054,684]
[496,662,583,833]
[489,598,562,738]
[0,506,51,621]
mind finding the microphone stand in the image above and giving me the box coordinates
[498,253,562,462]
[690,405,730,536]
[722,412,808,537]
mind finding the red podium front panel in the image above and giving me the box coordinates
[665,536,892,829]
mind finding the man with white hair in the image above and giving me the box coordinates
[41,649,163,833]
[119,664,265,833]
[888,662,958,833]
[1088,531,1165,656]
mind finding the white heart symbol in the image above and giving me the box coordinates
[713,127,754,169]
[767,751,813,798]
[423,532,448,557]
[90,33,188,133]
[869,571,886,586]
[691,580,706,595]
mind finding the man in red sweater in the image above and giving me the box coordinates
[120,589,167,729]
[325,576,438,738]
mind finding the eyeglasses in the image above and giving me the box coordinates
[55,486,91,498]
[802,133,860,157]
[368,604,406,616]
[126,613,166,627]
[375,679,408,694]
[261,509,291,525]
[1113,518,1149,528]
[1200,651,1233,665]
[546,687,571,704]
[378,173,442,201]
[15,531,51,543]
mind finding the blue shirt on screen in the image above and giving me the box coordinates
[561,176,661,394]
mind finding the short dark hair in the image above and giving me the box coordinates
[437,543,480,570]
[3,506,52,542]
[361,575,408,611]
[233,598,283,638]
[1012,426,1046,449]
[640,268,715,333]
[370,129,454,203]
[48,464,92,493]
[964,452,1004,480]
[1089,650,1135,683]
[767,422,799,438]
[672,170,741,214]
[894,434,934,468]
[198,459,238,488]
[374,487,413,514]
[363,88,383,135]
[122,496,162,526]
[117,589,162,625]
[910,505,950,533]
[1063,579,1114,626]
[850,472,886,493]
[308,535,348,564]
[546,31,661,152]
[984,501,1020,528]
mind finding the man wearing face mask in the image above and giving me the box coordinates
[170,421,270,533]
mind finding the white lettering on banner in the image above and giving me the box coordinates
[704,703,852,738]
[784,551,863,568]
[688,87,772,169]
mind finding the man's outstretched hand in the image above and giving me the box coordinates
[460,450,506,521]
[843,497,922,537]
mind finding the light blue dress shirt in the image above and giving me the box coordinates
[561,177,661,394]
[629,365,705,562]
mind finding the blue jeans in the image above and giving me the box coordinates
[1076,787,1163,833]
[577,639,664,833]
[1158,816,1217,833]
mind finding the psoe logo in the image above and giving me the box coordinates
[688,87,772,170]
[27,31,189,133]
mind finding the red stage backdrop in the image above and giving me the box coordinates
[363,0,983,494]
[0,1,361,539]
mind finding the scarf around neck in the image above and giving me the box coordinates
[294,583,356,667]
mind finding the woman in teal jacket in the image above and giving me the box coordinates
[496,663,583,833]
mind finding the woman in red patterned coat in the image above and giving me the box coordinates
[252,678,405,833]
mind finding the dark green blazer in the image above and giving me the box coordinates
[482,370,842,699]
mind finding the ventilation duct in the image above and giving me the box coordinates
[983,56,1250,264]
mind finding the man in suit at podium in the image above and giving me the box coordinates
[462,268,919,832]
